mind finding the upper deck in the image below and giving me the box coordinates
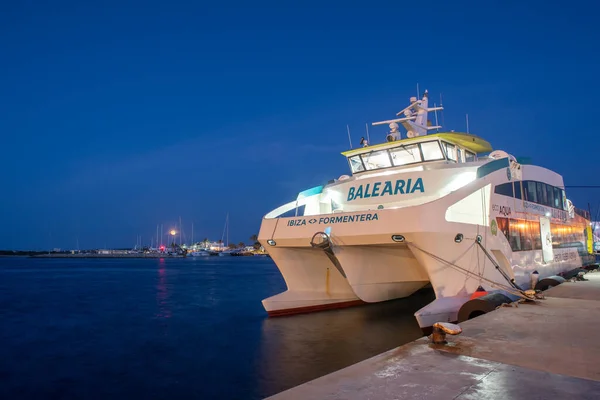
[342,132,493,175]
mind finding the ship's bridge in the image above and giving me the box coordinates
[342,132,493,175]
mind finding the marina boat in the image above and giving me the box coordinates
[218,248,237,257]
[257,89,595,331]
[189,250,211,257]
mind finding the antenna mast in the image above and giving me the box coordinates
[434,103,440,132]
[365,123,370,145]
[440,93,445,128]
[346,125,353,149]
[466,114,470,133]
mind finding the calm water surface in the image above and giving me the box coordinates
[0,256,434,399]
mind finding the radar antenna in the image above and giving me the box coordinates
[371,89,444,140]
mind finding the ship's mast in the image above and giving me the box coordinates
[372,89,444,140]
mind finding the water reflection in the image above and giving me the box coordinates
[257,288,435,397]
[156,258,171,319]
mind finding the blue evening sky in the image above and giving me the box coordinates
[0,1,598,250]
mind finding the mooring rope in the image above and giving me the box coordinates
[407,240,533,300]
[474,240,522,291]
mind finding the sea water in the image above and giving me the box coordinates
[0,256,433,399]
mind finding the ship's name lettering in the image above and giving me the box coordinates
[523,201,567,221]
[554,250,578,262]
[347,178,424,202]
[286,213,379,227]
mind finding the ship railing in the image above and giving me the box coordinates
[265,197,313,219]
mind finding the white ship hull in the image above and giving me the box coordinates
[332,244,429,302]
[259,163,591,329]
[262,246,362,315]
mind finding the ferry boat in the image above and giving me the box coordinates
[257,89,595,331]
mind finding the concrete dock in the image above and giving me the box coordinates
[268,272,600,399]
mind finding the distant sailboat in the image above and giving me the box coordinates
[219,213,233,256]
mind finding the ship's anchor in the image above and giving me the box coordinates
[310,232,347,278]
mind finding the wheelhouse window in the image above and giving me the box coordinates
[420,141,444,161]
[347,139,471,174]
[361,149,392,170]
[389,144,422,166]
[348,155,365,173]
[442,142,457,162]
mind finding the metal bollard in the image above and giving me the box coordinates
[431,322,462,344]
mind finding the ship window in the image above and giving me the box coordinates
[443,142,457,161]
[389,144,422,166]
[551,223,561,248]
[508,218,522,251]
[361,149,392,170]
[530,220,542,250]
[457,148,463,163]
[536,182,546,206]
[348,155,365,173]
[560,189,567,210]
[526,181,537,203]
[494,183,514,197]
[497,217,510,241]
[465,151,476,162]
[536,182,546,204]
[553,187,561,209]
[546,185,554,209]
[420,141,444,161]
[521,220,533,251]
[514,181,522,199]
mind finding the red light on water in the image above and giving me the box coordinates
[159,245,165,251]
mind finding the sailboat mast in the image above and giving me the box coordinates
[221,213,229,250]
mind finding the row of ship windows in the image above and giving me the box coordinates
[497,217,586,252]
[349,140,477,173]
[494,180,566,210]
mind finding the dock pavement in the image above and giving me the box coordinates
[268,272,600,399]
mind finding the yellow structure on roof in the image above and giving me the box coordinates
[341,132,492,157]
